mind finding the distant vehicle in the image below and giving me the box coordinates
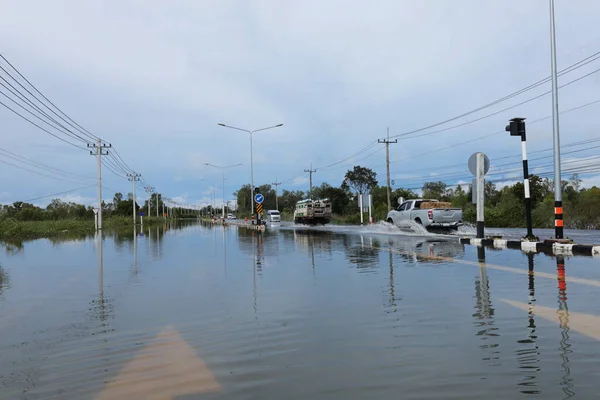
[293,199,332,225]
[386,198,463,231]
[266,210,281,223]
[227,213,236,220]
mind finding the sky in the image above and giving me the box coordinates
[1,0,600,209]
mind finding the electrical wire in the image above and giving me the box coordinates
[0,147,95,181]
[389,50,600,139]
[0,78,89,143]
[0,157,93,184]
[0,54,100,142]
[0,99,87,150]
[21,185,97,203]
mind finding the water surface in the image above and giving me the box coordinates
[1,222,600,399]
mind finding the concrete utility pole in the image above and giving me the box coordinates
[88,139,111,230]
[155,191,159,218]
[127,172,141,225]
[549,0,564,239]
[272,177,282,210]
[378,127,397,212]
[144,186,154,218]
[304,163,316,199]
[218,123,283,222]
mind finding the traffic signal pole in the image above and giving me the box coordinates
[506,118,536,241]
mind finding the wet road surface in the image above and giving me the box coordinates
[1,221,600,399]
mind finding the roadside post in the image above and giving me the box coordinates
[93,208,99,231]
[468,152,490,239]
[368,194,373,224]
[358,195,363,225]
[358,194,372,225]
[254,191,264,225]
[506,118,537,241]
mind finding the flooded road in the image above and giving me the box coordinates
[1,221,600,399]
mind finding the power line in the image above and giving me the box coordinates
[389,50,600,140]
[0,77,89,143]
[21,184,97,203]
[0,157,92,184]
[383,96,600,169]
[0,147,94,180]
[0,99,87,150]
[0,53,100,142]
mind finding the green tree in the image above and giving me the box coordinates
[313,183,350,214]
[341,166,378,194]
[422,181,450,200]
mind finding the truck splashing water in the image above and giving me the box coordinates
[293,198,332,225]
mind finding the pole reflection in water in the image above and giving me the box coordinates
[387,242,398,312]
[156,226,160,260]
[96,232,106,323]
[132,224,138,277]
[473,246,500,366]
[556,255,574,399]
[516,253,541,395]
[222,225,227,275]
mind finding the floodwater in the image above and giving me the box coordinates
[1,221,600,399]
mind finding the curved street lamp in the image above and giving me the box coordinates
[218,123,283,222]
[204,162,242,219]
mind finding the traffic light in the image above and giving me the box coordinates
[506,117,526,137]
[254,187,260,193]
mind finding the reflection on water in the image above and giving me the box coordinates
[1,223,600,399]
[556,255,575,399]
[516,253,541,395]
[0,265,9,297]
[473,247,500,367]
[343,235,380,271]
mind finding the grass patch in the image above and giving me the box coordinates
[0,217,168,243]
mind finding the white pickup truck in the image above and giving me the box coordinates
[386,198,463,231]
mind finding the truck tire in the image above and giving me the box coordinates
[387,218,394,224]
[414,218,422,225]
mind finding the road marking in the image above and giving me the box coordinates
[95,325,220,400]
[379,245,600,288]
[501,299,600,341]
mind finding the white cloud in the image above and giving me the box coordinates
[1,1,600,201]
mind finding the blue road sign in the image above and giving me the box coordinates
[139,211,144,216]
[254,193,264,204]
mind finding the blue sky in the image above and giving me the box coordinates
[1,0,600,209]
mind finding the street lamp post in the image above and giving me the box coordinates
[218,123,283,223]
[205,163,242,219]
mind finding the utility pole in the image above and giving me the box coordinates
[144,186,154,218]
[155,192,159,218]
[549,0,564,239]
[304,163,316,199]
[127,172,141,225]
[88,139,111,230]
[272,177,282,210]
[378,127,397,212]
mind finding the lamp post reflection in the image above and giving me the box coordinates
[473,246,500,366]
[516,253,540,395]
[556,255,574,399]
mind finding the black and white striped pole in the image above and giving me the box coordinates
[506,118,536,241]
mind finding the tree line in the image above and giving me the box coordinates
[234,165,600,229]
[0,190,235,222]
[3,165,599,229]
